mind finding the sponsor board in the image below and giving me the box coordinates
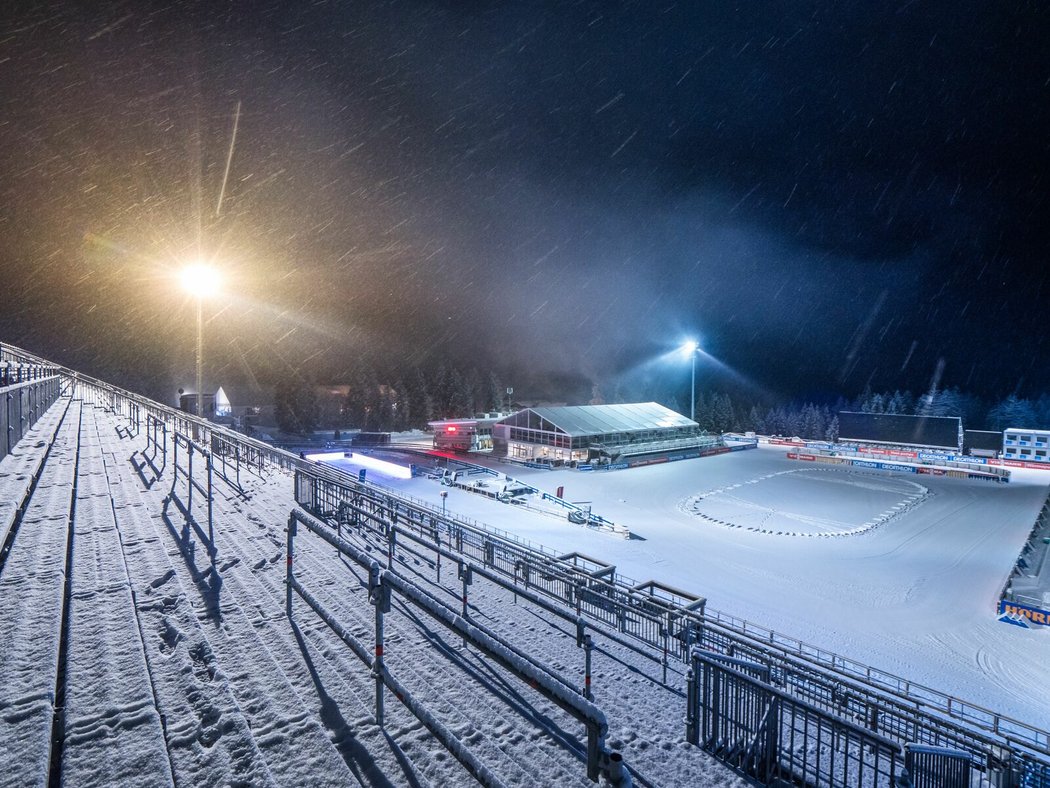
[629,455,669,468]
[727,442,757,451]
[786,452,798,459]
[698,446,732,458]
[876,462,916,473]
[849,459,917,474]
[998,600,1050,628]
[1000,459,1050,471]
[851,459,880,469]
[879,449,919,459]
[917,467,947,476]
[798,454,816,461]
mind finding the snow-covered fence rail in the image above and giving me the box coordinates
[286,507,631,786]
[1,372,62,462]
[144,413,167,476]
[691,624,1050,785]
[209,431,264,492]
[382,521,673,692]
[305,469,699,673]
[169,431,214,550]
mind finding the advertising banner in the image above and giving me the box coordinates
[998,600,1050,628]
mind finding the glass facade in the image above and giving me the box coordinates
[494,403,703,463]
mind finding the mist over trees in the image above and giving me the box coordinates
[284,357,1050,439]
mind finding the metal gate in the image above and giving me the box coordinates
[905,745,971,788]
[688,650,906,787]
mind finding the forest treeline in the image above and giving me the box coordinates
[272,363,1050,439]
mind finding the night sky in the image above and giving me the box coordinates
[1,1,1047,404]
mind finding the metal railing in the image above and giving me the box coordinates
[687,649,907,787]
[210,431,265,492]
[299,470,702,675]
[145,414,167,476]
[170,431,214,550]
[1,374,62,462]
[286,507,631,786]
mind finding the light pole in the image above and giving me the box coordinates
[180,263,222,425]
[680,340,700,421]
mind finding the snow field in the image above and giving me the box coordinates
[682,467,930,537]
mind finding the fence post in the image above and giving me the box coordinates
[187,444,194,515]
[369,564,390,727]
[662,623,669,685]
[685,656,698,745]
[286,514,296,616]
[458,561,472,649]
[435,521,442,584]
[583,633,593,700]
[206,451,214,551]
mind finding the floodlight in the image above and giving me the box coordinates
[180,263,222,298]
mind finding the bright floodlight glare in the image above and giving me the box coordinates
[681,339,699,355]
[180,263,222,298]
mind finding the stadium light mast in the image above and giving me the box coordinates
[680,340,700,421]
[180,263,222,425]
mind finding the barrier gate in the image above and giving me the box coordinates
[686,650,994,788]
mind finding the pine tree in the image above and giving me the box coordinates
[407,368,434,428]
[486,371,504,413]
[275,377,320,436]
[825,415,839,442]
[711,393,734,433]
[747,405,765,434]
[392,378,410,431]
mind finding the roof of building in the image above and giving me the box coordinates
[498,402,696,437]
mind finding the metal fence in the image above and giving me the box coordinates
[286,507,631,786]
[298,469,704,675]
[210,431,265,492]
[170,431,214,550]
[688,650,907,787]
[1,374,62,462]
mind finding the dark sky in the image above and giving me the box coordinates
[1,1,1047,404]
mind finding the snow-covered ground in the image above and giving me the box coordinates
[325,445,1050,730]
[0,400,751,787]
[3,398,1047,788]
